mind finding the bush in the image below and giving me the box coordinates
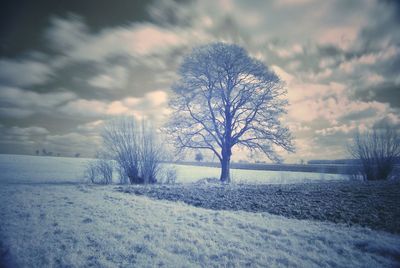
[348,125,400,181]
[85,159,113,184]
[157,166,177,184]
[101,116,165,184]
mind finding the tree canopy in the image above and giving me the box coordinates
[165,43,294,182]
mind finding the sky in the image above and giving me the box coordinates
[0,0,399,163]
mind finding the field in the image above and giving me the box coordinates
[0,154,344,185]
[1,154,400,267]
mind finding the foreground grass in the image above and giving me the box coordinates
[1,184,400,267]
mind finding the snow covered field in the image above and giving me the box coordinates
[1,184,400,267]
[0,154,344,184]
[1,154,399,267]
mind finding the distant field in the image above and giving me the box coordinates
[174,161,358,175]
[0,154,345,184]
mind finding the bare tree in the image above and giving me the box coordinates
[165,43,294,182]
[101,116,164,184]
[85,158,114,184]
[102,117,140,183]
[348,125,400,180]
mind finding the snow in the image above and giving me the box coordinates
[1,154,399,267]
[172,164,345,184]
[0,154,345,184]
[0,154,90,184]
[0,184,399,267]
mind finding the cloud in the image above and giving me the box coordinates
[58,99,108,118]
[1,0,399,161]
[42,132,101,157]
[273,0,315,7]
[88,65,128,89]
[0,87,76,118]
[59,90,169,124]
[46,15,90,52]
[0,125,49,141]
[0,59,52,87]
[0,125,50,155]
[354,82,400,108]
[77,120,105,134]
[47,15,189,65]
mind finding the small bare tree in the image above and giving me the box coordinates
[165,43,294,182]
[348,126,400,180]
[85,158,113,184]
[102,117,140,183]
[101,116,164,184]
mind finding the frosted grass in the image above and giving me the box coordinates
[1,184,399,267]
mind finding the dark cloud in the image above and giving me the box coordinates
[339,107,379,122]
[0,0,154,57]
[0,0,399,161]
[354,82,400,108]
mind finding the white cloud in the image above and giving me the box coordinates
[47,17,188,65]
[0,59,52,87]
[144,90,168,107]
[0,87,76,118]
[317,26,359,50]
[315,123,357,136]
[269,44,303,59]
[46,15,89,51]
[77,120,104,133]
[59,99,107,118]
[287,82,346,104]
[0,125,49,146]
[88,66,128,89]
[274,0,315,7]
[59,90,169,124]
[271,65,294,84]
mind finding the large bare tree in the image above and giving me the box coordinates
[165,43,294,182]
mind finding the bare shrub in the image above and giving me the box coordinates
[157,166,177,184]
[102,116,165,184]
[348,125,400,181]
[85,159,113,184]
[102,117,140,183]
[138,121,164,184]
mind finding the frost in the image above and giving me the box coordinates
[0,184,399,267]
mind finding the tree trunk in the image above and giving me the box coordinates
[220,148,231,183]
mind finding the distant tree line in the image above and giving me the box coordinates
[35,149,81,158]
[307,159,362,165]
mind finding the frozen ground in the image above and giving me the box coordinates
[0,154,345,184]
[120,181,400,234]
[1,184,400,267]
[1,154,399,267]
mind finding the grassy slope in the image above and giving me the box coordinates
[1,184,400,267]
